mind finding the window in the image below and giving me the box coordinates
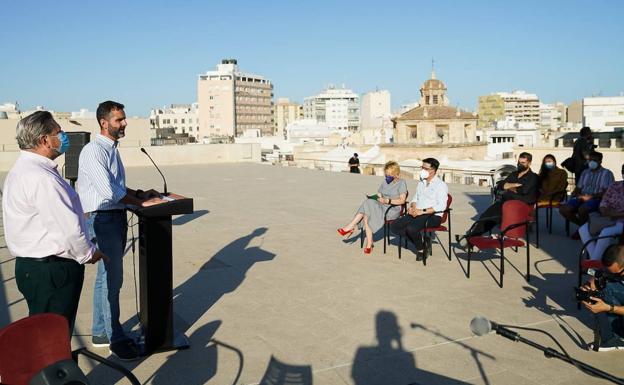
[433,95,439,104]
[174,119,177,124]
[181,119,185,124]
[410,126,418,139]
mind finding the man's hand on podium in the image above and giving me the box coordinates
[143,189,161,199]
[88,249,109,264]
[141,197,168,207]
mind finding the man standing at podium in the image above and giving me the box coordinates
[77,100,163,361]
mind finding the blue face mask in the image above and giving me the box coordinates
[56,131,70,154]
[588,160,599,170]
[385,175,395,184]
[544,162,555,170]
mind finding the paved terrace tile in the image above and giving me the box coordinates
[0,163,620,385]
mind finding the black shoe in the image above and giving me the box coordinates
[589,337,624,352]
[455,234,468,250]
[415,250,425,261]
[110,338,141,361]
[91,335,110,348]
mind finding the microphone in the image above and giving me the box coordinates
[140,147,168,195]
[470,316,519,341]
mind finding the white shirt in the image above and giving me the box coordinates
[2,151,95,264]
[77,134,127,212]
[411,176,449,216]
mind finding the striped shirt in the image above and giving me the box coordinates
[76,134,127,212]
[577,167,614,195]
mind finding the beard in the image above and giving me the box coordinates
[108,126,125,140]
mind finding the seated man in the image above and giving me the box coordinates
[390,158,448,260]
[559,151,614,238]
[456,152,538,248]
[582,245,624,351]
[579,163,624,260]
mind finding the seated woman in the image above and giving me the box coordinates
[579,164,624,260]
[537,154,568,206]
[338,161,407,254]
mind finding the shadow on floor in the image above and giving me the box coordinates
[172,209,210,226]
[351,311,470,385]
[87,227,274,384]
[257,355,312,385]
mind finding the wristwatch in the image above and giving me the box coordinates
[610,304,615,313]
[136,189,144,199]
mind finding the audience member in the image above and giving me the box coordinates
[559,151,614,238]
[456,152,538,248]
[390,158,448,260]
[338,161,407,254]
[571,126,596,183]
[537,154,568,205]
[349,153,360,173]
[579,164,624,260]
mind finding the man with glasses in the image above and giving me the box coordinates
[456,152,539,248]
[390,158,448,260]
[2,111,107,333]
[582,245,624,351]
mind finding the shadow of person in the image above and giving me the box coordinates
[87,227,274,384]
[351,311,469,385]
[147,320,222,385]
[173,227,275,331]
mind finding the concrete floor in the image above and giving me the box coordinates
[1,163,622,384]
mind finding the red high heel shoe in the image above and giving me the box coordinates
[337,228,354,236]
[364,245,374,254]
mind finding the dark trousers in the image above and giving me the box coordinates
[390,214,441,249]
[15,257,85,333]
[467,201,503,237]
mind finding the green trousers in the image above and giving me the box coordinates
[15,257,85,333]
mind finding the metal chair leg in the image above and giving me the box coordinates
[360,228,364,248]
[467,246,472,278]
[398,235,402,259]
[499,248,505,288]
[383,223,387,254]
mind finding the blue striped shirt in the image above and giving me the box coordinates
[577,167,614,195]
[76,134,127,212]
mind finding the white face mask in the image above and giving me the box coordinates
[419,169,430,180]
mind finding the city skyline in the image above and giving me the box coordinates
[1,0,623,116]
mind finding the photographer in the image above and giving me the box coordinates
[582,245,624,351]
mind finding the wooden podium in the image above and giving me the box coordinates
[130,193,193,354]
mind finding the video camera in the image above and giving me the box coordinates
[573,268,611,304]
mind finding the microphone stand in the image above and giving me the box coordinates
[493,325,624,384]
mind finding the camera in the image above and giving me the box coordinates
[573,287,604,304]
[573,268,608,303]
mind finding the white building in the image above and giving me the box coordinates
[0,102,20,119]
[286,119,346,145]
[303,86,360,131]
[539,103,562,131]
[361,90,391,130]
[70,109,96,119]
[150,103,200,141]
[583,96,624,132]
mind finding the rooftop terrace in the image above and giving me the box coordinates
[1,163,621,384]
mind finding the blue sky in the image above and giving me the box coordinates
[1,0,623,116]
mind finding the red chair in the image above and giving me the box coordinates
[0,313,139,385]
[397,194,453,265]
[465,200,533,288]
[359,191,409,254]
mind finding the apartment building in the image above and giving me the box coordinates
[303,86,360,131]
[274,98,303,139]
[478,91,540,128]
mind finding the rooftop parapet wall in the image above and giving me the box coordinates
[0,143,261,172]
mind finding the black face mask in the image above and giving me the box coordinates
[517,163,527,172]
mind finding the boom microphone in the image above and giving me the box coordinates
[470,316,519,341]
[140,147,168,195]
